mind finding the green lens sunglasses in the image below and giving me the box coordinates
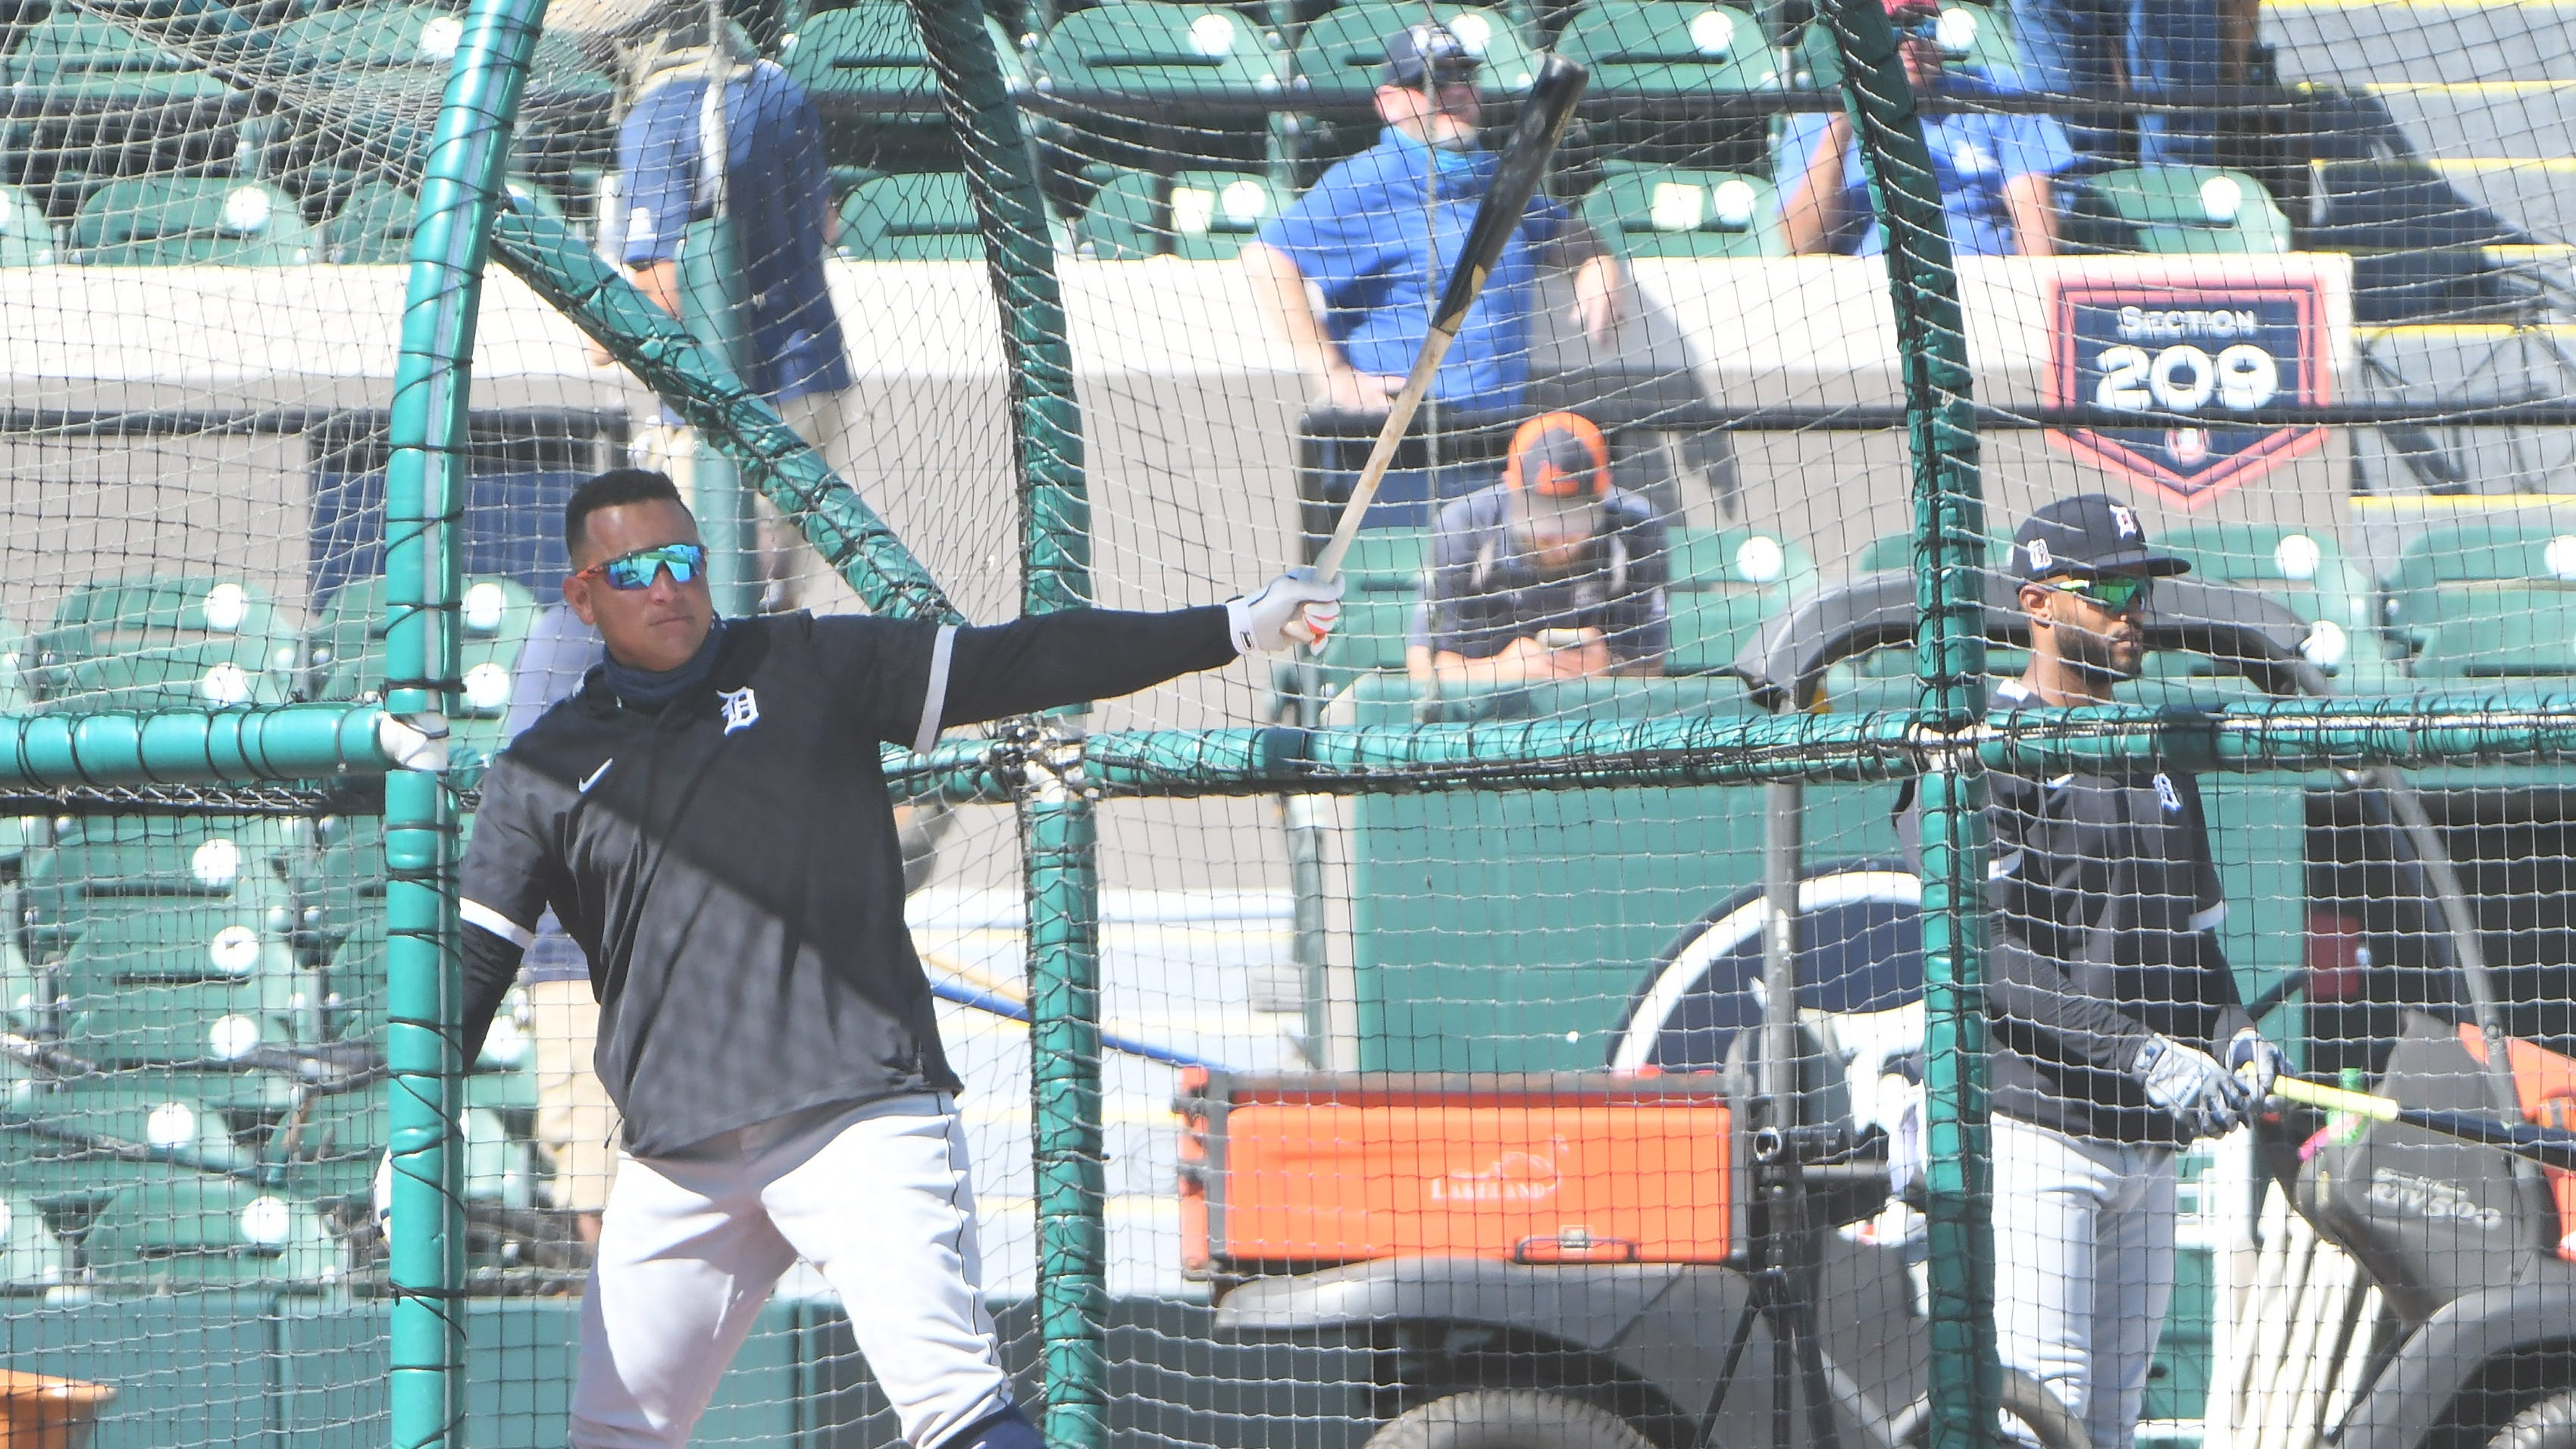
[579,542,706,591]
[2048,574,2152,612]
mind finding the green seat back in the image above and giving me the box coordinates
[69,180,317,266]
[2414,596,2576,678]
[324,177,561,263]
[50,910,300,1065]
[1290,2,1537,105]
[0,186,59,265]
[2156,521,2371,631]
[1793,1,2015,88]
[1582,163,1783,259]
[4,8,241,105]
[1558,2,1779,95]
[1665,527,1816,674]
[1851,530,2002,575]
[2063,166,2291,256]
[277,2,594,76]
[782,1,1025,105]
[83,1175,341,1288]
[1342,527,1432,594]
[1079,167,1289,260]
[33,578,301,710]
[309,575,538,711]
[1033,2,1288,101]
[837,173,983,260]
[2385,521,2576,646]
[0,1191,70,1289]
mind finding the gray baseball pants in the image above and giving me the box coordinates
[568,1093,1016,1449]
[1993,1111,2180,1449]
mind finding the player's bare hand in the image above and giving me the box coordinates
[1320,367,1405,413]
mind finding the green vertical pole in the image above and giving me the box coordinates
[383,0,546,1444]
[1811,2,1999,1445]
[678,218,765,618]
[909,1,1103,1443]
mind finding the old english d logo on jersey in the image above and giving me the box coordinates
[2153,772,2182,812]
[719,686,760,735]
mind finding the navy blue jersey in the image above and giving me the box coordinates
[619,59,851,403]
[1415,484,1670,665]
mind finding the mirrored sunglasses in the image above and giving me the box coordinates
[581,541,706,591]
[2049,574,2152,613]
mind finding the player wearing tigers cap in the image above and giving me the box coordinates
[1407,412,1671,690]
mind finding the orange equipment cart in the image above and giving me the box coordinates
[1176,1070,1738,1275]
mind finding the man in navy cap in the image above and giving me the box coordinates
[1981,493,2285,1449]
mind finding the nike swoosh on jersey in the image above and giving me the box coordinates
[579,759,614,793]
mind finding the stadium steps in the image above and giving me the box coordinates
[2261,0,2574,239]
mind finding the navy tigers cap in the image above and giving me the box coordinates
[1382,22,1479,86]
[2011,493,2191,581]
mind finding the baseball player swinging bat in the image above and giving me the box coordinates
[2271,1074,2576,1172]
[1307,52,1591,585]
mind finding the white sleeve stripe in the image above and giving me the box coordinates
[1988,850,2024,880]
[2188,903,2227,933]
[913,624,957,757]
[460,899,537,950]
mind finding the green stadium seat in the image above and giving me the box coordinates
[1557,2,1778,97]
[2384,521,2576,656]
[1851,530,2000,577]
[1291,4,1538,105]
[0,1191,71,1291]
[2060,167,2292,257]
[781,0,1027,108]
[1581,163,1783,259]
[2152,521,2377,679]
[83,1175,343,1289]
[1792,1,2017,89]
[1341,527,1431,595]
[30,577,301,711]
[271,5,606,186]
[2,8,243,109]
[1078,167,1288,260]
[837,173,982,260]
[1032,2,1289,102]
[322,177,564,264]
[2410,599,2576,679]
[308,574,538,719]
[68,180,316,266]
[1664,527,1817,674]
[274,2,601,81]
[0,186,59,265]
[44,910,302,1066]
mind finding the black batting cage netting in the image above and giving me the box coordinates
[0,0,2571,1444]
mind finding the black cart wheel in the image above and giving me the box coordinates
[1364,1391,1656,1449]
[2493,1391,2576,1449]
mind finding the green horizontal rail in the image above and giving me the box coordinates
[484,211,963,628]
[878,693,2576,800]
[0,705,393,789]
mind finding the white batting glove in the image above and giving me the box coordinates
[1225,570,1344,655]
[2133,1032,2249,1140]
[2224,1027,2286,1103]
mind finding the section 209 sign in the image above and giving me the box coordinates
[2046,278,2330,508]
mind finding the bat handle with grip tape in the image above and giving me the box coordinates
[2271,1075,2401,1121]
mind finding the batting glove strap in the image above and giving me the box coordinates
[1226,571,1347,655]
[2133,1032,2249,1141]
[2224,1027,2286,1101]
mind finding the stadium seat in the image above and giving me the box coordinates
[1851,530,1999,576]
[1557,2,1778,97]
[837,172,984,260]
[1664,528,1817,674]
[322,177,563,264]
[0,185,59,264]
[2060,167,2293,256]
[30,578,301,711]
[68,179,316,265]
[1580,163,1783,258]
[1291,4,1538,105]
[1032,3,1288,102]
[2153,521,2377,676]
[0,1191,71,1291]
[82,1175,343,1288]
[1341,527,1432,595]
[2,7,242,110]
[274,1,600,83]
[308,574,537,764]
[2387,522,2576,679]
[1079,167,1288,260]
[781,0,1027,108]
[1792,1,2017,89]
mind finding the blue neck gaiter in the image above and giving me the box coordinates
[600,617,728,712]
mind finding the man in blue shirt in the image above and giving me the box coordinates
[1242,23,1623,417]
[1776,0,2072,258]
[571,8,856,612]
